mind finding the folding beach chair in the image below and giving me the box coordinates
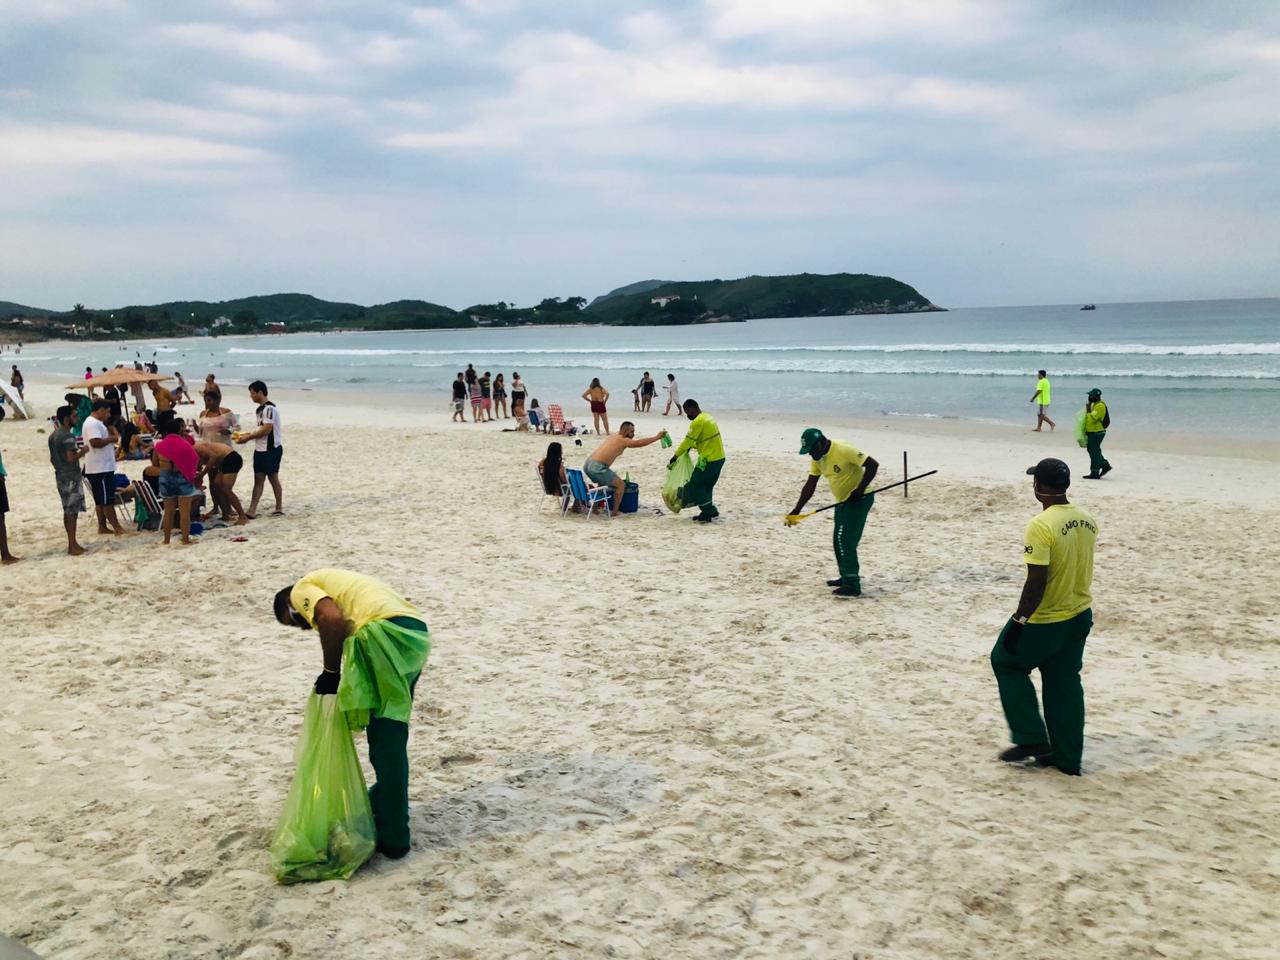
[545,404,576,437]
[564,468,611,520]
[133,474,163,531]
[535,466,570,513]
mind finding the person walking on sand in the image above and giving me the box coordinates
[1030,370,1055,432]
[174,371,193,404]
[468,376,483,422]
[49,404,89,555]
[0,446,19,564]
[669,399,725,522]
[991,458,1097,777]
[639,371,656,413]
[10,364,23,400]
[235,380,284,516]
[479,371,494,422]
[1082,387,1112,480]
[583,377,610,434]
[662,374,680,416]
[83,399,130,536]
[584,422,668,515]
[274,569,431,859]
[786,428,880,599]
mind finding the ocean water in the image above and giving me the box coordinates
[12,298,1279,439]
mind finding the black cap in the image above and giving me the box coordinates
[1026,457,1070,490]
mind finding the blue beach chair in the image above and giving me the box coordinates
[564,468,611,520]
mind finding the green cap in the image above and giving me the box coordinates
[799,427,825,455]
[1088,387,1102,399]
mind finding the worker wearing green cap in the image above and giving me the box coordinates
[788,428,879,598]
[1082,388,1112,479]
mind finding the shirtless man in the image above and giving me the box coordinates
[194,440,249,525]
[583,421,667,515]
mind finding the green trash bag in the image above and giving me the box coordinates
[1073,408,1088,448]
[663,452,695,513]
[269,692,377,884]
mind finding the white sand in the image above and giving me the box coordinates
[1,376,1278,959]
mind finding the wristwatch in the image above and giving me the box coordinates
[1012,615,1029,625]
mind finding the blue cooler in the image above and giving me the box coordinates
[616,481,640,514]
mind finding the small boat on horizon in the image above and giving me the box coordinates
[1080,304,1096,310]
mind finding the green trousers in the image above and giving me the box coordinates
[365,615,425,851]
[833,493,875,591]
[990,608,1092,772]
[1085,431,1110,475]
[683,457,724,518]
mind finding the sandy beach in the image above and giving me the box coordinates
[1,375,1278,959]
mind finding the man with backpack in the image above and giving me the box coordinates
[1082,387,1112,479]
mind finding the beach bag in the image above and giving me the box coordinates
[1074,408,1088,448]
[663,452,695,513]
[1102,405,1111,428]
[269,692,376,884]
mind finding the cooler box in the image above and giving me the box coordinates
[610,482,640,514]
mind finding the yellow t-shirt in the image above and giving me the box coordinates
[809,439,868,503]
[1023,504,1098,623]
[1085,400,1107,433]
[290,569,419,631]
[1036,378,1050,405]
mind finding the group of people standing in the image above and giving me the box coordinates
[451,365,522,424]
[0,374,286,559]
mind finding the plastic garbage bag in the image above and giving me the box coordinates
[269,692,376,884]
[1074,408,1088,448]
[663,452,694,513]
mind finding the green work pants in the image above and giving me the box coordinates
[683,457,724,518]
[365,615,424,851]
[990,608,1092,772]
[833,493,875,592]
[1085,431,1110,475]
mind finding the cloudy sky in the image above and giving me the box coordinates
[1,1,1277,310]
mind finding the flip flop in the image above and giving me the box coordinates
[271,510,285,516]
[230,536,249,542]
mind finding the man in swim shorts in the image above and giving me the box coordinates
[583,421,668,515]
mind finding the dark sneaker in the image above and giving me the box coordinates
[831,586,862,599]
[999,743,1052,764]
[1082,473,1101,480]
[1034,757,1082,776]
[377,844,410,859]
[827,578,842,587]
[1099,465,1112,477]
[692,514,713,523]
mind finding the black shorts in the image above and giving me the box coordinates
[86,471,117,507]
[220,451,244,474]
[253,446,283,475]
[0,476,8,514]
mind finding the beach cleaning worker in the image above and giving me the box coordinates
[1082,387,1112,479]
[669,398,725,522]
[275,569,430,858]
[991,458,1097,776]
[787,428,879,599]
[1030,369,1055,432]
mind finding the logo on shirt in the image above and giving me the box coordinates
[832,465,842,473]
[1024,545,1034,554]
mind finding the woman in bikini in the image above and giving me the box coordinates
[582,377,611,435]
[493,373,508,419]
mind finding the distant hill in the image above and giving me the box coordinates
[583,272,943,325]
[101,292,461,328]
[0,300,54,318]
[588,279,676,308]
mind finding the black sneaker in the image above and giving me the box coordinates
[1082,473,1101,480]
[831,585,862,599]
[1034,757,1082,776]
[1099,465,1112,477]
[377,844,410,859]
[999,743,1052,764]
[826,578,842,587]
[692,514,713,523]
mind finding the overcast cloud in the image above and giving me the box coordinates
[1,1,1277,309]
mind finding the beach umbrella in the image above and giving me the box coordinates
[65,369,171,390]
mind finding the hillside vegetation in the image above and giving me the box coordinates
[582,273,942,325]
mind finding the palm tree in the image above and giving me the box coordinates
[72,303,88,334]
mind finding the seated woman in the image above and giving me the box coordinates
[537,441,574,510]
[512,399,529,431]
